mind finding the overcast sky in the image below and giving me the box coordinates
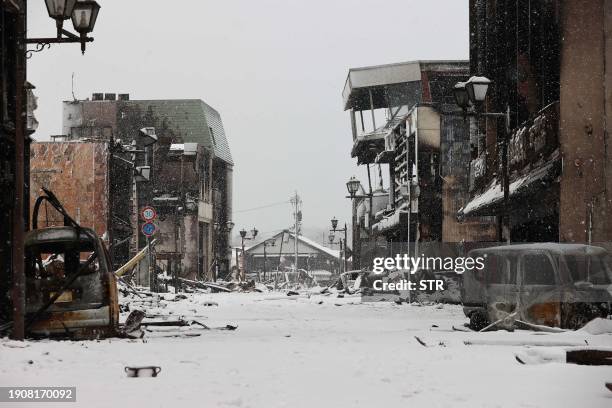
[27,0,469,243]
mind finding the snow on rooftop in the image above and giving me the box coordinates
[286,232,340,258]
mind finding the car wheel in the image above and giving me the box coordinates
[469,310,489,331]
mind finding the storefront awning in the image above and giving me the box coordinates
[459,155,560,217]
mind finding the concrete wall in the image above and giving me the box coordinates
[30,141,109,238]
[559,0,612,242]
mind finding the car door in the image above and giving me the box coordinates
[518,250,561,327]
[484,253,516,321]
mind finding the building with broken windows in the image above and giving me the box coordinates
[343,60,497,268]
[461,0,612,243]
[30,94,234,281]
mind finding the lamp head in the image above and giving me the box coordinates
[346,176,361,197]
[331,217,338,230]
[453,81,470,110]
[465,76,491,104]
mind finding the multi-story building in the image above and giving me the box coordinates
[460,0,612,243]
[343,60,496,268]
[56,94,234,280]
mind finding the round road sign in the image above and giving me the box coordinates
[142,222,157,237]
[141,206,157,221]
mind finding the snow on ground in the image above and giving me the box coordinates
[1,292,611,408]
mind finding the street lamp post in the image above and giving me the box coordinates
[330,217,348,273]
[10,0,102,340]
[345,176,373,270]
[30,0,101,56]
[239,227,258,281]
[328,232,343,274]
[262,239,276,281]
[213,220,234,282]
[453,76,511,244]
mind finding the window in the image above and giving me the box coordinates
[483,254,516,284]
[566,254,612,285]
[523,253,556,285]
[209,127,216,146]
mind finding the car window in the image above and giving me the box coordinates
[566,254,612,285]
[482,254,516,284]
[27,249,99,279]
[523,252,556,285]
[486,254,505,284]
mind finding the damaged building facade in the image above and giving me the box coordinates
[460,0,612,243]
[29,94,234,281]
[343,61,497,268]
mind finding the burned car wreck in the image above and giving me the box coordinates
[462,244,612,331]
[23,189,119,339]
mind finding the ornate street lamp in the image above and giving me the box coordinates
[465,76,492,104]
[453,82,470,111]
[28,0,101,57]
[45,0,77,30]
[331,216,338,230]
[346,176,361,198]
[71,0,101,53]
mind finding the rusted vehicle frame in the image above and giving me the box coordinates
[23,189,119,339]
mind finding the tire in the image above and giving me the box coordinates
[469,310,489,331]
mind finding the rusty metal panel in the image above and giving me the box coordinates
[29,141,110,239]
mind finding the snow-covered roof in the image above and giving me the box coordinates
[288,232,340,259]
[469,243,609,255]
[169,143,198,156]
[245,231,340,259]
[459,151,560,216]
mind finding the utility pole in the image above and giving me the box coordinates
[290,192,301,272]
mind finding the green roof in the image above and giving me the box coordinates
[128,99,233,165]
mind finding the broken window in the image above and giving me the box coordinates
[566,254,612,285]
[523,253,556,285]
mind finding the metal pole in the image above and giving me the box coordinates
[339,240,343,274]
[240,237,245,281]
[293,192,299,272]
[11,1,27,340]
[343,223,348,272]
[263,243,267,281]
[147,236,153,291]
[502,105,511,244]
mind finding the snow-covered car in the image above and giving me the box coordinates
[462,243,612,330]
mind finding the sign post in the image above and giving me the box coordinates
[141,208,157,291]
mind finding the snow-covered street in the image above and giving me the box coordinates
[1,292,611,408]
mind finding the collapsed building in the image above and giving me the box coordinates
[342,60,497,268]
[461,0,612,243]
[29,94,234,282]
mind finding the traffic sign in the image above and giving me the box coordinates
[142,222,157,237]
[141,206,157,221]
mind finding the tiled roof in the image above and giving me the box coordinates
[129,99,233,165]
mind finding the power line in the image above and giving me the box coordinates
[234,200,290,214]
